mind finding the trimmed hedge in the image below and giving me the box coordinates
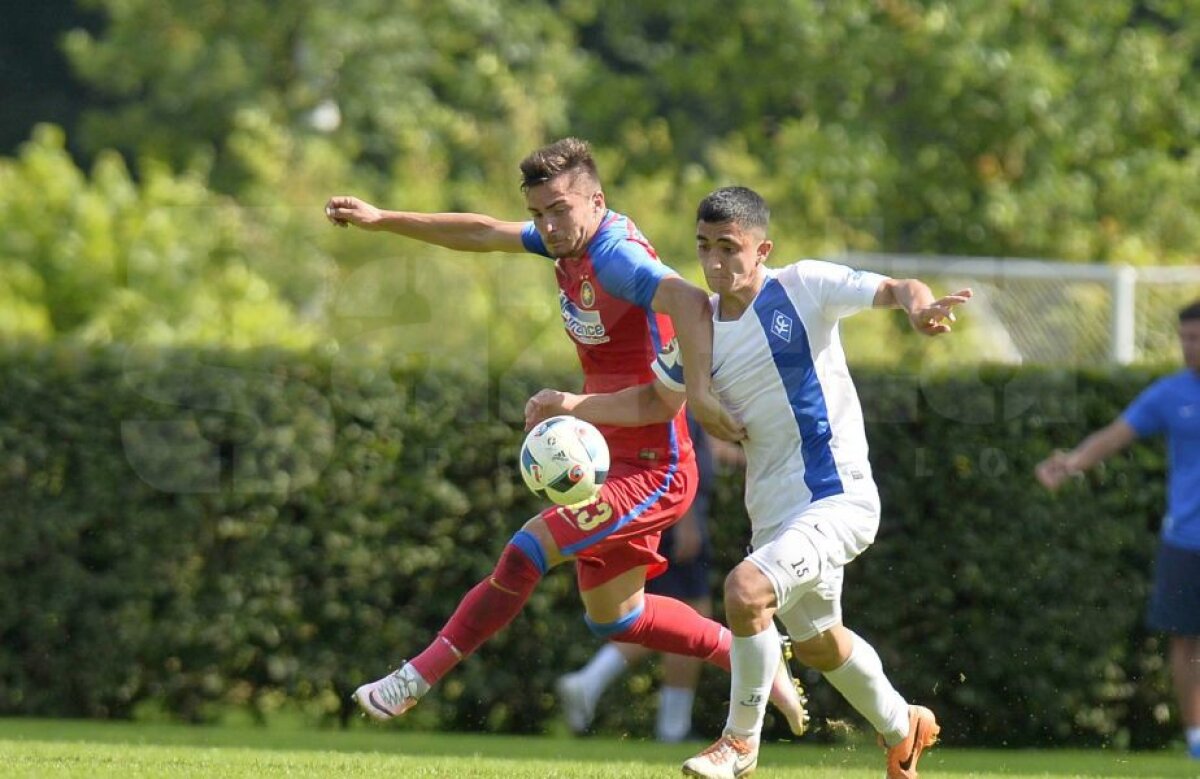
[0,346,1174,747]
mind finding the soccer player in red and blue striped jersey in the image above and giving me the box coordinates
[325,138,805,731]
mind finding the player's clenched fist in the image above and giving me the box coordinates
[324,196,383,229]
[1034,451,1076,490]
[525,388,576,431]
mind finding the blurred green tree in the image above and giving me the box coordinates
[0,125,318,348]
[570,0,1200,263]
[64,0,581,196]
[55,0,588,365]
[7,0,1197,365]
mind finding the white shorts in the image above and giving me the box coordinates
[745,490,880,642]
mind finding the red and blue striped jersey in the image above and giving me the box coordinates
[522,210,694,467]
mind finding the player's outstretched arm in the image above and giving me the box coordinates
[1034,418,1137,490]
[324,195,527,253]
[524,382,684,431]
[873,279,973,336]
[652,276,745,442]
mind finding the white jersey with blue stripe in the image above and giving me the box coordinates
[653,260,887,536]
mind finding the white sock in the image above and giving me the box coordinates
[725,624,781,740]
[1187,726,1200,749]
[657,686,695,742]
[573,643,629,701]
[822,630,910,746]
[400,662,431,696]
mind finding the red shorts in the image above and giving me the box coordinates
[541,456,699,592]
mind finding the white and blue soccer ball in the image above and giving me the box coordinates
[519,415,610,507]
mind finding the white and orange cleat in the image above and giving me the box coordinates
[681,732,759,778]
[353,662,428,721]
[881,705,940,779]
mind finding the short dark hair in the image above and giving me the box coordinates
[696,186,770,232]
[1180,301,1200,323]
[519,137,600,191]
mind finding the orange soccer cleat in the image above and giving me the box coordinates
[881,705,940,779]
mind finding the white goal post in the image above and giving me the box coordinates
[827,253,1200,366]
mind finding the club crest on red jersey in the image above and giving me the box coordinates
[580,279,596,308]
[560,290,610,345]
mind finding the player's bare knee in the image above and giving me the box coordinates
[519,516,567,569]
[724,561,775,623]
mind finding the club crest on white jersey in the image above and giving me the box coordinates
[770,310,793,342]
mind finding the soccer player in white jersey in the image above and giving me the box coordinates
[524,186,971,779]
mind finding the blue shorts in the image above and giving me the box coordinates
[645,521,712,601]
[1147,541,1200,636]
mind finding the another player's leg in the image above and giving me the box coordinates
[587,587,804,734]
[562,461,804,739]
[354,518,564,720]
[579,567,730,664]
[556,642,647,734]
[793,625,938,779]
[681,558,787,779]
[573,557,805,739]
[1167,635,1200,759]
[653,525,715,743]
[683,526,831,779]
[656,593,711,743]
[580,569,760,779]
[558,465,733,686]
[658,652,702,742]
[1149,543,1200,759]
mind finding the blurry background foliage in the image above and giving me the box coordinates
[2,0,1199,368]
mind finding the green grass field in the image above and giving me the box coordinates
[0,718,1193,778]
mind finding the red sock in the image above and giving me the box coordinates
[610,594,732,669]
[410,543,542,686]
[607,596,798,711]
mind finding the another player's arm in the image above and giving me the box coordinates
[324,195,526,252]
[524,381,683,431]
[652,276,745,441]
[1034,419,1137,491]
[708,435,747,473]
[873,278,973,336]
[670,506,704,562]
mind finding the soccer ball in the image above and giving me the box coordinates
[519,415,610,507]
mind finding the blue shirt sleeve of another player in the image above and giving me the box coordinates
[1122,379,1168,437]
[520,222,554,259]
[590,236,674,309]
